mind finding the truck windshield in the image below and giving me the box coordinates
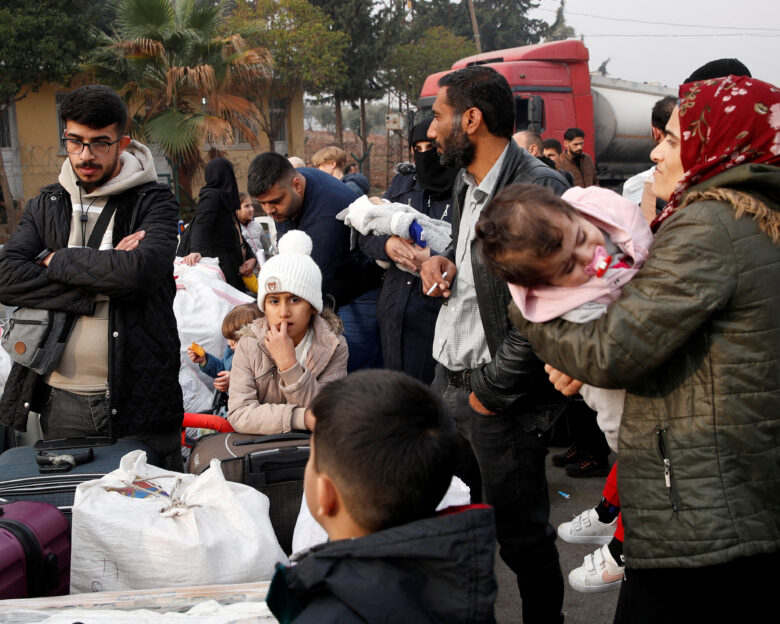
[515,95,545,133]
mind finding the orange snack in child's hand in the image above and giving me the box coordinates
[190,342,205,358]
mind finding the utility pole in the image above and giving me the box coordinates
[466,0,482,53]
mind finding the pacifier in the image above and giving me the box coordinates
[584,246,612,278]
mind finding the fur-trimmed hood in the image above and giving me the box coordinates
[678,163,780,243]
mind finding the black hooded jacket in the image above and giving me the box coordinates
[0,182,183,437]
[185,158,253,290]
[267,506,497,624]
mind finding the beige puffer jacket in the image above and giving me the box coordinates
[227,315,348,434]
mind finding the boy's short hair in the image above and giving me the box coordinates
[247,152,296,197]
[59,84,128,135]
[475,183,578,287]
[312,145,347,170]
[651,96,677,133]
[222,303,263,340]
[542,138,562,154]
[311,369,457,532]
[563,127,585,142]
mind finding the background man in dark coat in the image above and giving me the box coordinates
[248,153,383,371]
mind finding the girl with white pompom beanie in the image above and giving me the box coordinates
[227,231,349,434]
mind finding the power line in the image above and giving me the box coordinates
[534,5,780,32]
[581,33,780,38]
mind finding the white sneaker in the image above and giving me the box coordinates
[568,544,625,593]
[557,507,616,544]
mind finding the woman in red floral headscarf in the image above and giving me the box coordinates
[505,74,780,623]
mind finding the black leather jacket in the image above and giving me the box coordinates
[442,141,571,431]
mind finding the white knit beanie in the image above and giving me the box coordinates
[258,230,323,313]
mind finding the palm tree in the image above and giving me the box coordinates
[79,0,271,203]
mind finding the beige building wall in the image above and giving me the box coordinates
[14,83,63,201]
[10,85,305,205]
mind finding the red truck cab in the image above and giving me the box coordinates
[418,39,597,160]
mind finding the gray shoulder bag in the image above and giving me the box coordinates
[1,200,119,374]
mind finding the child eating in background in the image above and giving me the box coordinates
[266,369,497,623]
[228,231,348,434]
[187,303,261,396]
[475,183,653,451]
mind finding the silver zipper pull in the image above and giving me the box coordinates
[663,458,671,488]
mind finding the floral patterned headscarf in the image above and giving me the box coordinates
[652,75,780,229]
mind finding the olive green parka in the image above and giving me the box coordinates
[513,163,780,569]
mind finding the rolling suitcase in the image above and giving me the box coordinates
[188,430,310,554]
[0,438,161,521]
[0,500,70,599]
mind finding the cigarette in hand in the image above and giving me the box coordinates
[426,271,448,295]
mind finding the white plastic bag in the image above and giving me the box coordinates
[291,476,471,555]
[173,258,255,412]
[70,451,287,593]
[0,323,12,396]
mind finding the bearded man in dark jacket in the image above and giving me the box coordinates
[420,66,570,624]
[0,85,183,469]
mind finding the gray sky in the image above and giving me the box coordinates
[527,0,780,90]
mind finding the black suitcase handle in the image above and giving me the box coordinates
[244,446,310,487]
[34,437,115,451]
[231,432,311,447]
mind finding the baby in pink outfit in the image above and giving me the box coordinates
[475,183,653,451]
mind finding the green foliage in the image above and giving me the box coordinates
[408,0,550,52]
[0,0,99,105]
[344,102,388,135]
[311,0,401,103]
[231,0,348,96]
[229,0,349,147]
[82,0,271,192]
[306,102,336,132]
[387,26,477,105]
[547,0,576,41]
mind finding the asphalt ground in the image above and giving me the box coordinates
[494,448,620,623]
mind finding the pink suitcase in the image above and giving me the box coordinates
[0,500,70,598]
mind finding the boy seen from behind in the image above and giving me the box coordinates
[266,369,498,623]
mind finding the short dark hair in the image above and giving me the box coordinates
[311,369,457,532]
[542,138,563,154]
[247,152,296,197]
[651,96,677,132]
[476,183,578,287]
[222,303,262,340]
[438,66,514,140]
[59,84,128,135]
[685,58,751,83]
[563,127,585,142]
[518,131,543,152]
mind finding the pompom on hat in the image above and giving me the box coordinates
[258,230,323,313]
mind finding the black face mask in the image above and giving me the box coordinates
[414,148,459,198]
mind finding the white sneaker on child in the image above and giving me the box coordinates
[568,543,625,593]
[557,507,616,544]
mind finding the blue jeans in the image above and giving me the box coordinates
[433,364,564,624]
[339,289,383,372]
[40,386,183,471]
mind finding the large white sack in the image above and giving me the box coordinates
[173,258,255,412]
[70,451,287,593]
